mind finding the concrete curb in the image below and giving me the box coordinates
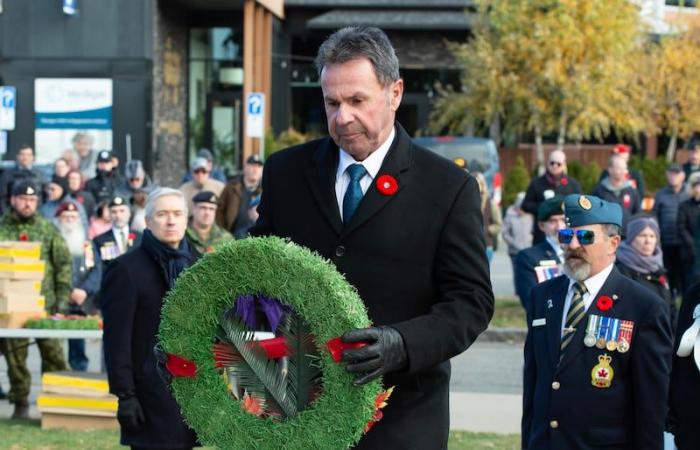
[481,327,527,343]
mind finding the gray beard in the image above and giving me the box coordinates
[563,257,591,281]
[59,222,86,257]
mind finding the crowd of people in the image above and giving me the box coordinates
[0,140,264,422]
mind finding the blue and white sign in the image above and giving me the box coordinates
[34,78,113,163]
[246,92,265,138]
[0,86,16,131]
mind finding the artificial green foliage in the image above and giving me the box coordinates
[24,318,101,330]
[279,313,322,413]
[503,156,531,208]
[567,160,601,194]
[158,237,381,450]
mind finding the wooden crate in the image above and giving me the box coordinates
[0,294,44,313]
[0,279,41,295]
[0,241,41,259]
[41,411,118,430]
[0,257,45,280]
[0,310,46,328]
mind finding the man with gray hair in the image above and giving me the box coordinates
[251,26,494,448]
[102,188,198,449]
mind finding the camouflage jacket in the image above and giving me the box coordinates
[185,223,233,254]
[0,212,72,314]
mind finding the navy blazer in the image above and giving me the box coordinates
[514,240,561,309]
[251,124,494,450]
[522,267,672,450]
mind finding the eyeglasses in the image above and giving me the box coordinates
[558,229,596,246]
[548,161,564,167]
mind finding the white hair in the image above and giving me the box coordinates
[144,187,188,220]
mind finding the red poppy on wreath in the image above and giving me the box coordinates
[18,232,28,241]
[376,175,398,196]
[165,353,197,378]
[560,177,568,187]
[596,295,614,312]
[326,336,367,363]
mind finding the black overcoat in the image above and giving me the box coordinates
[250,124,494,450]
[522,267,672,450]
[101,246,198,449]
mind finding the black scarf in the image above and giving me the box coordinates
[140,229,195,288]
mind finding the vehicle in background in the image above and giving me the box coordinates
[413,136,502,205]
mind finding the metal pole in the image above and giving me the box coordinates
[125,133,132,162]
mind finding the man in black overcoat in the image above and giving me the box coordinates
[522,194,672,450]
[250,26,494,450]
[101,188,198,450]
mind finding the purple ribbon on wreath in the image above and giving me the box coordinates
[234,294,292,332]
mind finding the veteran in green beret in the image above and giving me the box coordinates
[522,194,673,450]
[185,191,232,254]
[0,180,71,419]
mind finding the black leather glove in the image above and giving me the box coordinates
[117,395,145,431]
[341,326,408,386]
[153,343,172,386]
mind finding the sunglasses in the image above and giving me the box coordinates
[193,168,208,174]
[549,161,564,167]
[558,229,596,246]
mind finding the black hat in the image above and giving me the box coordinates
[48,175,68,194]
[109,195,127,208]
[192,190,218,205]
[197,148,214,162]
[246,154,264,166]
[11,180,39,197]
[667,163,683,173]
[97,150,112,163]
[537,196,564,222]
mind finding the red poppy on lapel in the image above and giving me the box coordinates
[560,177,568,187]
[18,232,28,241]
[623,194,631,208]
[165,353,197,378]
[376,175,398,196]
[596,295,613,312]
[658,274,668,288]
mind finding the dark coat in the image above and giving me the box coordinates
[677,197,700,265]
[85,170,118,205]
[250,124,494,450]
[93,228,142,266]
[514,240,562,309]
[591,181,640,236]
[522,174,582,243]
[615,260,672,312]
[522,267,673,450]
[653,186,688,246]
[599,168,645,199]
[669,281,700,450]
[101,246,198,448]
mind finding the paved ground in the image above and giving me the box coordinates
[0,246,522,432]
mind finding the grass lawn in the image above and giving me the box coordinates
[0,419,519,449]
[490,298,526,329]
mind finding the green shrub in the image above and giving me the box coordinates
[568,160,602,194]
[265,128,319,159]
[629,155,667,196]
[503,156,530,208]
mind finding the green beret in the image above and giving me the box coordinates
[537,196,564,222]
[563,194,622,228]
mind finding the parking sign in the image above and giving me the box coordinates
[0,86,16,131]
[246,92,265,138]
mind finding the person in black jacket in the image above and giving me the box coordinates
[677,172,700,289]
[85,150,119,205]
[522,150,582,243]
[598,144,645,199]
[102,187,198,450]
[668,281,700,449]
[0,144,44,212]
[250,26,494,450]
[615,215,673,321]
[592,153,640,236]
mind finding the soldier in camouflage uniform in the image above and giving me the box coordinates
[185,191,232,254]
[0,181,72,419]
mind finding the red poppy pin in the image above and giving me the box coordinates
[128,232,136,240]
[18,232,28,242]
[596,295,614,312]
[560,177,568,187]
[376,175,398,196]
[659,274,668,287]
[623,194,631,208]
[165,353,197,378]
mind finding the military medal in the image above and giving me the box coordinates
[591,354,614,388]
[584,315,599,347]
[606,318,620,351]
[617,320,634,354]
[84,241,95,269]
[596,316,610,349]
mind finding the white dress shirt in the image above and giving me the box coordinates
[545,235,564,261]
[335,127,395,220]
[111,225,130,254]
[561,262,615,336]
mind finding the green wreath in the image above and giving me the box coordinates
[158,237,385,450]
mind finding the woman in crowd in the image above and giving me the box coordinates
[474,172,501,263]
[615,215,673,320]
[88,201,113,239]
[66,170,97,218]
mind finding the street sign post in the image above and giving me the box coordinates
[0,86,16,131]
[246,92,265,138]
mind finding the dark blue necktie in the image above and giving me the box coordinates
[343,164,367,224]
